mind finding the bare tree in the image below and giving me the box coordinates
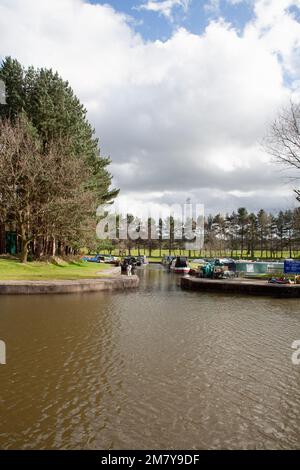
[265,101,300,201]
[0,116,95,262]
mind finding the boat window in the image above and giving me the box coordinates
[175,257,187,268]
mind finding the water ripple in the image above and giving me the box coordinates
[1,265,300,449]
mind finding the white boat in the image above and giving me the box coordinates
[170,257,190,274]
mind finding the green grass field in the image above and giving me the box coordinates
[0,259,113,281]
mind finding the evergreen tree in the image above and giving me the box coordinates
[0,57,25,120]
[0,57,118,205]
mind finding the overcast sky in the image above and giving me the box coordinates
[1,0,300,215]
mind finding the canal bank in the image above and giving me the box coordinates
[181,276,300,298]
[0,272,139,295]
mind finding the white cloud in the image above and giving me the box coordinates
[204,0,221,14]
[137,0,190,20]
[204,0,247,15]
[0,0,300,214]
[245,0,300,77]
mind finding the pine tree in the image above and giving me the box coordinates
[0,57,119,205]
[0,57,25,120]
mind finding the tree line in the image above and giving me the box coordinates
[0,57,118,262]
[203,207,300,259]
[94,208,300,260]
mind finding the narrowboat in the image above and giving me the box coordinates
[170,256,190,274]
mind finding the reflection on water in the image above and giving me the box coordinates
[1,265,300,449]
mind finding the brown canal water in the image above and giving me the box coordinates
[0,264,300,450]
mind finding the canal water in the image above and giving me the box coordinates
[0,264,300,449]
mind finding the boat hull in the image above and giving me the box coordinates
[170,267,190,274]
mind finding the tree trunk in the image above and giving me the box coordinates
[21,239,30,263]
[52,237,56,256]
[241,228,244,258]
[36,236,44,259]
[19,223,30,263]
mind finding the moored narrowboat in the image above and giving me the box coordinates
[170,256,190,274]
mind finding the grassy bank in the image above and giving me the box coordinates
[0,259,113,281]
